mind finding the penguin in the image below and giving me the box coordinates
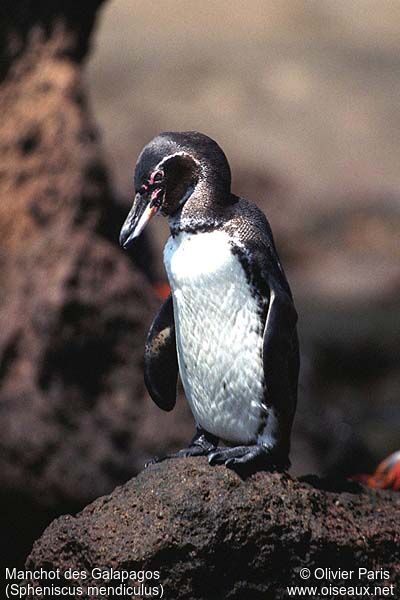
[120,131,299,471]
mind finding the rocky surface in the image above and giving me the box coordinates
[26,458,400,599]
[0,0,193,567]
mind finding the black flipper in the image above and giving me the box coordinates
[144,294,178,411]
[262,278,299,460]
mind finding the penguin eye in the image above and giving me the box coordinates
[152,170,164,183]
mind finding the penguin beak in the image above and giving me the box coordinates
[119,189,163,249]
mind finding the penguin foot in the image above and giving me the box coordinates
[145,429,218,467]
[208,445,286,472]
[146,446,209,467]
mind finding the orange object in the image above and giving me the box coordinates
[352,451,400,491]
[152,281,171,300]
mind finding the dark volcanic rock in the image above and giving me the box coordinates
[27,458,400,599]
[0,0,192,566]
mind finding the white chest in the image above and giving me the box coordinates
[163,230,266,444]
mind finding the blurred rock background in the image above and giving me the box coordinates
[0,0,399,566]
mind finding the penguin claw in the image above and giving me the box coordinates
[145,443,215,468]
[208,446,252,466]
[145,456,164,467]
[176,445,214,458]
[225,457,244,466]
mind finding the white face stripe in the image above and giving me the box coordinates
[177,184,195,207]
[154,151,201,171]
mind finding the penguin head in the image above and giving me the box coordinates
[119,131,231,249]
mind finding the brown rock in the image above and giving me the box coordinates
[26,458,400,599]
[0,0,147,503]
[0,0,193,566]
